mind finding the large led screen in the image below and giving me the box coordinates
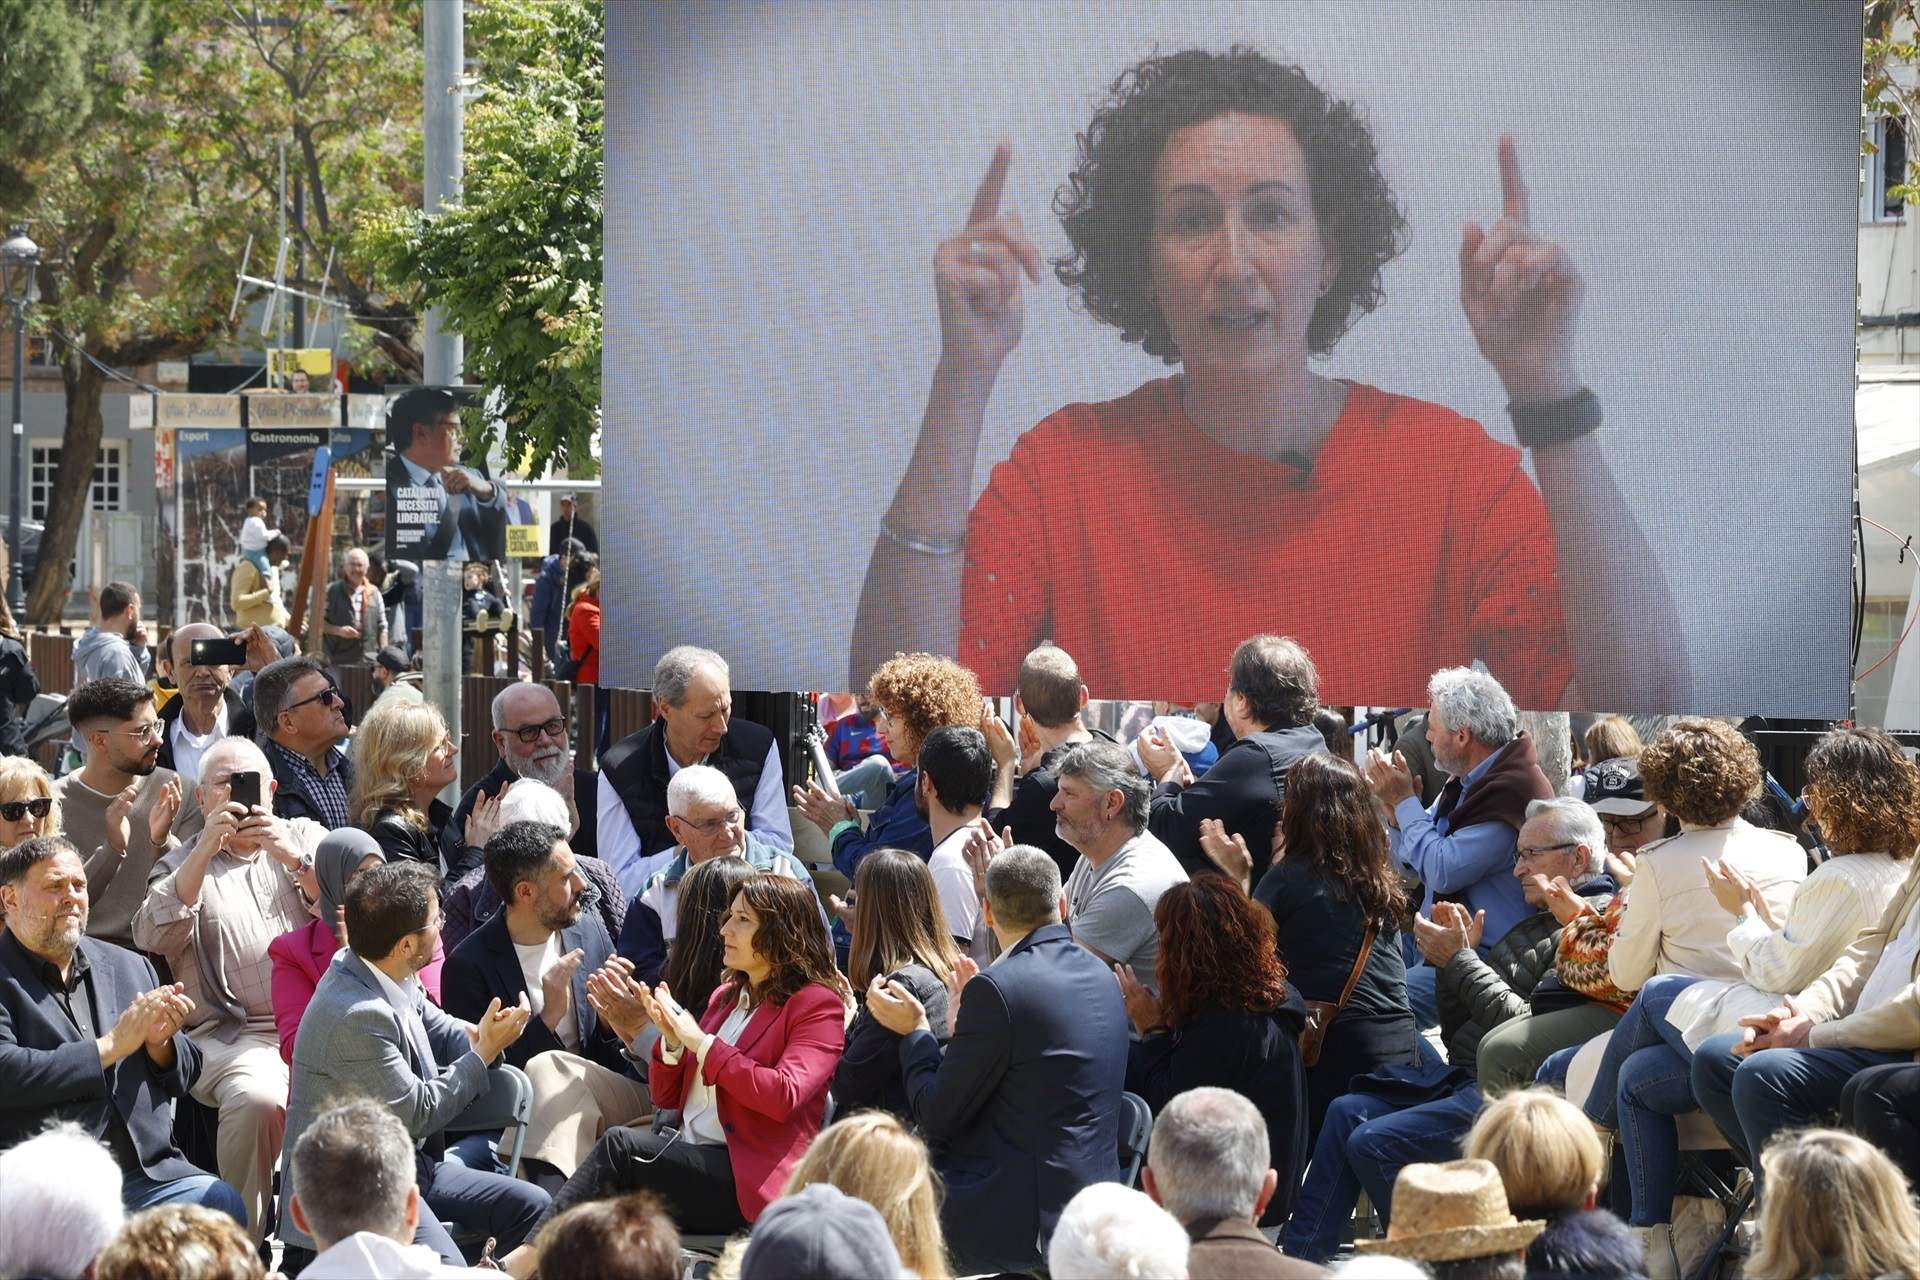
[605,1,1860,715]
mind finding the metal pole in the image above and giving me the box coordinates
[7,303,23,615]
[422,0,464,388]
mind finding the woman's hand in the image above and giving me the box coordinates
[1197,818,1252,892]
[936,143,1043,379]
[464,787,507,852]
[1113,963,1164,1035]
[649,982,708,1056]
[1603,847,1637,888]
[1745,880,1783,932]
[791,780,857,835]
[1460,136,1584,405]
[1701,856,1753,919]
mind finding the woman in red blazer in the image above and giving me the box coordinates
[266,829,445,1064]
[538,872,846,1234]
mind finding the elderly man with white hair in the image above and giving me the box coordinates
[1048,1182,1192,1280]
[616,763,818,984]
[1144,1087,1324,1278]
[1364,666,1555,1028]
[0,1124,127,1279]
[133,734,325,1243]
[597,645,793,896]
[450,681,601,861]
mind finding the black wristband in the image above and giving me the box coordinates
[1508,387,1601,449]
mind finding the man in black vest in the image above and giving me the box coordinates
[596,645,793,898]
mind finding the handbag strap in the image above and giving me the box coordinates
[1330,922,1377,1017]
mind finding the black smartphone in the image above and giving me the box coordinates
[228,770,262,810]
[190,637,249,667]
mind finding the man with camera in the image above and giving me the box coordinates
[155,624,274,790]
[133,734,326,1245]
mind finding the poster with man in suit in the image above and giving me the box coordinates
[383,386,509,564]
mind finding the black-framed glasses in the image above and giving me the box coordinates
[505,717,567,745]
[1515,841,1578,862]
[0,797,52,823]
[283,684,343,715]
[1599,812,1656,831]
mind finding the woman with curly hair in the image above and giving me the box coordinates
[793,651,986,882]
[349,699,490,880]
[1114,873,1306,1226]
[1574,726,1913,1265]
[529,874,846,1246]
[851,45,1684,711]
[1206,751,1419,1135]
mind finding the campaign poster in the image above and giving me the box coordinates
[382,385,512,566]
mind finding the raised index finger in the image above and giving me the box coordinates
[1498,134,1529,226]
[967,142,1012,228]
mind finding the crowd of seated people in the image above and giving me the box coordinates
[9,619,1920,1280]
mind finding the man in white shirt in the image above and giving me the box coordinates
[291,1100,496,1278]
[597,646,793,895]
[918,726,997,964]
[155,623,267,791]
[1052,741,1188,989]
[1691,856,1920,1166]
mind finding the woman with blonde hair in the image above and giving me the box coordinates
[1748,1129,1920,1280]
[349,698,493,879]
[784,1111,952,1280]
[0,755,59,850]
[1465,1089,1640,1279]
[1581,716,1643,770]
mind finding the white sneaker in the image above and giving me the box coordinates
[1632,1222,1681,1280]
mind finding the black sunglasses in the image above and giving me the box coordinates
[283,684,343,715]
[0,797,53,823]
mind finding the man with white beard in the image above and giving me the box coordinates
[451,683,599,861]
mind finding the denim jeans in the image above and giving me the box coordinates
[1578,973,1702,1225]
[122,1170,248,1227]
[1281,1085,1483,1262]
[1690,1032,1908,1166]
[1583,974,1699,1129]
[1536,1044,1579,1089]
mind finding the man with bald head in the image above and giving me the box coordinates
[322,547,387,668]
[597,645,792,896]
[156,623,272,789]
[451,681,600,861]
[134,734,327,1241]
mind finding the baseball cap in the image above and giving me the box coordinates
[1583,756,1654,817]
[739,1184,904,1280]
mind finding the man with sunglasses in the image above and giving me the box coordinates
[450,683,599,863]
[52,679,188,950]
[254,655,354,829]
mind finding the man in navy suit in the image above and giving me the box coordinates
[0,835,244,1222]
[441,821,649,1184]
[867,843,1130,1275]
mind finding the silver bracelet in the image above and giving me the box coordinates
[878,520,965,556]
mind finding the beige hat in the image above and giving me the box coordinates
[1353,1159,1546,1263]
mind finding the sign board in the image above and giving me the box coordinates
[156,394,243,430]
[506,524,546,558]
[244,391,339,429]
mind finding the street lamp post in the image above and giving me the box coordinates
[0,225,41,618]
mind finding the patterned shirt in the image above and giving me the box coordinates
[266,738,351,830]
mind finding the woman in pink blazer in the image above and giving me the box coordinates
[540,872,846,1234]
[267,828,446,1064]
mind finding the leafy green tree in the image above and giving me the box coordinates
[359,0,603,479]
[2,0,420,622]
[0,0,150,205]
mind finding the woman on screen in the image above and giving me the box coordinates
[850,46,1686,710]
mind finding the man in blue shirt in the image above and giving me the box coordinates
[1365,667,1552,1030]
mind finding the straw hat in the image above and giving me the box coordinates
[1353,1159,1546,1263]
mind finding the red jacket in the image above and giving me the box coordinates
[567,593,600,685]
[650,979,844,1221]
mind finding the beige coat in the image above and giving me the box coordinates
[1607,818,1807,993]
[1802,853,1920,1052]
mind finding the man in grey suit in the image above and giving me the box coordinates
[278,861,547,1270]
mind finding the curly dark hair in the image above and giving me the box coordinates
[727,873,841,1010]
[1804,727,1920,858]
[1278,751,1408,929]
[1154,875,1288,1028]
[1638,718,1761,827]
[1054,46,1407,363]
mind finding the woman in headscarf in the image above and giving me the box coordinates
[266,827,447,1064]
